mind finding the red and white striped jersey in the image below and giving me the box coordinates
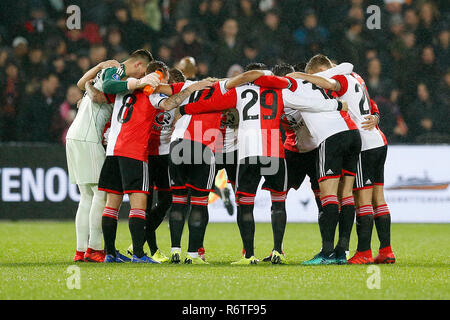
[284,80,358,146]
[147,94,176,155]
[106,84,159,162]
[181,82,340,160]
[170,80,229,153]
[281,109,318,153]
[331,72,387,151]
[220,109,239,153]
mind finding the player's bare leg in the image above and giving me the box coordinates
[372,185,395,263]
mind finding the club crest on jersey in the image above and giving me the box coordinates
[281,114,301,129]
[152,111,173,131]
[155,112,172,126]
[220,109,239,128]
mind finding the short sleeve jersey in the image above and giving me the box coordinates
[331,72,387,151]
[65,67,123,143]
[106,80,160,162]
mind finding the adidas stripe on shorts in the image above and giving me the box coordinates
[354,145,388,190]
[98,156,150,194]
[316,129,362,183]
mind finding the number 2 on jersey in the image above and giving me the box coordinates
[242,89,278,121]
[355,83,370,115]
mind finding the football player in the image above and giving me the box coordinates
[180,65,347,265]
[91,61,212,263]
[67,49,158,263]
[289,54,395,264]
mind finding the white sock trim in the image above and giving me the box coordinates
[187,252,199,258]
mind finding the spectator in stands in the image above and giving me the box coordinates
[417,46,440,92]
[212,18,243,76]
[0,61,23,141]
[384,0,404,15]
[157,43,174,67]
[106,26,126,58]
[89,44,108,67]
[23,46,47,82]
[240,40,263,67]
[112,4,155,51]
[435,28,449,71]
[196,59,210,78]
[202,0,229,42]
[58,85,82,144]
[337,18,365,72]
[172,24,203,62]
[407,83,439,142]
[0,48,9,69]
[65,29,90,54]
[403,8,420,32]
[127,0,162,32]
[18,73,61,143]
[259,9,292,65]
[12,37,29,66]
[366,58,394,101]
[235,0,262,39]
[416,1,440,47]
[23,5,55,45]
[293,9,328,60]
[437,70,450,136]
[0,0,447,144]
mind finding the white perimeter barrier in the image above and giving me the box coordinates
[208,145,450,223]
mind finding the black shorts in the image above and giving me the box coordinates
[98,156,150,194]
[316,129,362,182]
[285,148,319,191]
[169,139,216,193]
[238,156,287,196]
[148,154,170,191]
[354,145,387,190]
[215,150,238,185]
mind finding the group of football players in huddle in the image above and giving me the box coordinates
[66,47,396,266]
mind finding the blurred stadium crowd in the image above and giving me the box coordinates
[0,0,448,144]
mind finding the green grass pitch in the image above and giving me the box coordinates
[0,221,448,300]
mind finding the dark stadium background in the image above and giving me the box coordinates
[0,0,448,219]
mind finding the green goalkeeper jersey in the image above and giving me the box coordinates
[66,65,127,143]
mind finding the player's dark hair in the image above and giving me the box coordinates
[130,49,154,64]
[293,62,307,72]
[244,62,268,72]
[305,54,332,73]
[272,63,295,77]
[168,67,186,83]
[146,60,169,77]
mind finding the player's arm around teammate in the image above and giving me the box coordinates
[77,60,120,91]
[293,56,393,264]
